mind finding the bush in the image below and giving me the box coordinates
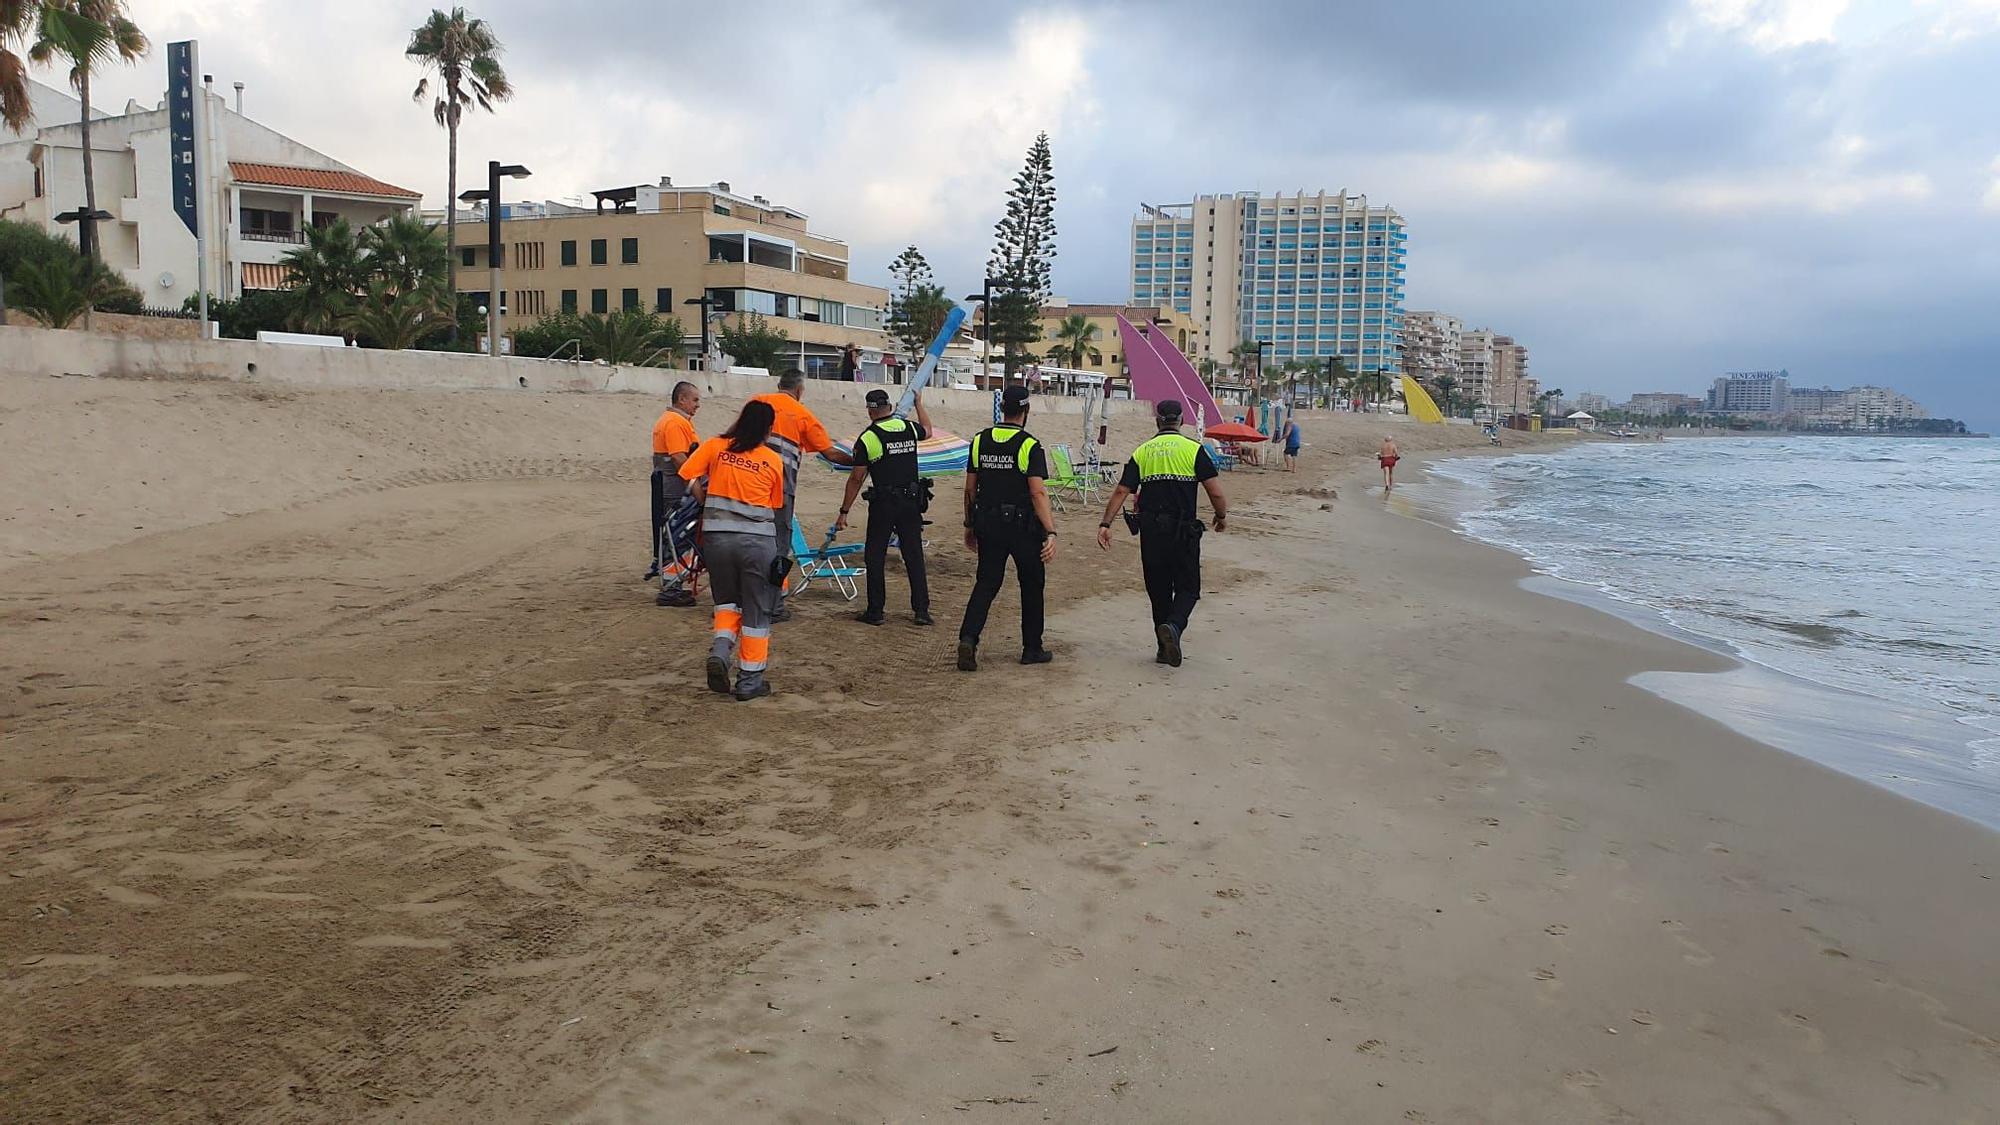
[184,288,300,339]
[511,309,589,359]
[0,217,144,316]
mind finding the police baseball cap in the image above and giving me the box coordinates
[1001,385,1033,410]
[865,388,892,407]
[1155,398,1184,421]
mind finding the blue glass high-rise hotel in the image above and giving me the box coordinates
[1130,190,1407,376]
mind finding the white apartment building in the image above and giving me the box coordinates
[1129,189,1406,372]
[2,79,418,308]
[1789,385,1927,429]
[1402,309,1462,386]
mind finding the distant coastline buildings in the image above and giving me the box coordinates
[1130,190,1406,374]
[1587,375,1942,432]
[1404,316,1538,416]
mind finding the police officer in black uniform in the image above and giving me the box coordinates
[956,384,1059,672]
[836,388,935,625]
[1095,399,1228,667]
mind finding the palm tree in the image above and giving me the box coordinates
[1229,338,1261,382]
[1432,374,1459,417]
[360,214,450,306]
[1053,312,1098,370]
[2,1,43,132]
[30,0,147,267]
[407,7,513,298]
[578,308,683,366]
[9,256,91,327]
[346,279,449,350]
[281,218,369,335]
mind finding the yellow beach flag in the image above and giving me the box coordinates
[1401,376,1445,424]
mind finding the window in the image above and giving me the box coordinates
[561,290,577,313]
[622,288,640,311]
[560,240,577,267]
[240,207,295,241]
[591,289,608,314]
[460,248,475,267]
[655,287,673,313]
[590,239,607,265]
[512,241,545,270]
[621,237,639,264]
[713,203,731,216]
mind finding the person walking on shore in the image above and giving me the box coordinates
[1379,436,1400,491]
[647,381,702,605]
[957,385,1058,672]
[1283,416,1303,473]
[836,387,935,626]
[753,370,854,621]
[680,400,787,702]
[1095,399,1227,667]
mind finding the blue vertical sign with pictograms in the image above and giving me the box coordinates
[167,41,198,237]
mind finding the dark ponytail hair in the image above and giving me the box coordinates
[726,399,777,453]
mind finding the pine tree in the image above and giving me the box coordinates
[986,133,1057,380]
[885,245,952,366]
[888,245,932,295]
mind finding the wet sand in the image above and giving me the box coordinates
[4,374,1996,1122]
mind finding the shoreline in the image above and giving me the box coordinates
[1399,445,2000,834]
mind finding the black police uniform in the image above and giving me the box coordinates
[1120,429,1219,638]
[957,422,1050,654]
[851,413,931,617]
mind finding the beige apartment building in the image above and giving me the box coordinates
[449,178,889,373]
[1034,299,1199,394]
[1458,328,1536,414]
[1402,310,1462,391]
[1129,189,1407,372]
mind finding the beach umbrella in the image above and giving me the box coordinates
[1204,421,1269,443]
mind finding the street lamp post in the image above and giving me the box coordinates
[683,294,718,370]
[459,160,531,358]
[963,276,996,388]
[54,207,114,332]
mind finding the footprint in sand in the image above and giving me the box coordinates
[1660,919,1715,966]
[1544,923,1569,938]
[1783,1012,1826,1053]
[1629,1009,1658,1028]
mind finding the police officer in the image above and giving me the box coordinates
[1095,399,1228,667]
[956,384,1058,672]
[835,387,936,626]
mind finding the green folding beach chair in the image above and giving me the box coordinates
[1047,444,1094,511]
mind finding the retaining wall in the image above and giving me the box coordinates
[0,322,1143,419]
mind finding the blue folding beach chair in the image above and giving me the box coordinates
[790,519,866,601]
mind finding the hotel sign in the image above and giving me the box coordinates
[167,41,198,237]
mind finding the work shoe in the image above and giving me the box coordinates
[657,587,697,608]
[733,680,772,702]
[1156,624,1182,668]
[1020,649,1054,666]
[854,609,886,626]
[706,655,732,695]
[913,611,935,627]
[643,562,662,580]
[771,605,794,624]
[957,641,978,673]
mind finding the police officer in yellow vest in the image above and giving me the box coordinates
[835,388,936,626]
[1095,399,1228,667]
[957,385,1059,672]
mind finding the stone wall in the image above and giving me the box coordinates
[0,322,1144,420]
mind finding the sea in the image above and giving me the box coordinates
[1417,436,2000,830]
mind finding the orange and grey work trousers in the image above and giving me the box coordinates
[704,529,778,691]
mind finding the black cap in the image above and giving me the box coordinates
[1155,398,1184,421]
[1001,385,1033,410]
[865,388,891,407]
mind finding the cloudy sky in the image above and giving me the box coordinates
[68,0,2000,427]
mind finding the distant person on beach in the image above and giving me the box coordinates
[1379,436,1400,491]
[840,344,861,382]
[680,400,787,701]
[1283,418,1302,472]
[648,381,701,605]
[957,384,1058,672]
[836,387,935,626]
[753,370,854,620]
[1095,399,1228,667]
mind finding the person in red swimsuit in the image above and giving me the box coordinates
[1378,436,1400,491]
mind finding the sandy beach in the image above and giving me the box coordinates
[4,372,1997,1123]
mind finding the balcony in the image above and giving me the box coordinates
[242,229,306,244]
